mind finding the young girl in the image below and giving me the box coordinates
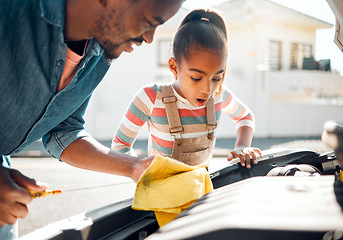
[112,9,262,169]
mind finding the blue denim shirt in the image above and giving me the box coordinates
[0,0,110,162]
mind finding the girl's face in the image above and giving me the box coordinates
[169,47,227,107]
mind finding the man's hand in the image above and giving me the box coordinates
[227,147,262,169]
[0,166,48,226]
[131,156,155,182]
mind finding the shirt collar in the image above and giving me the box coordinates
[39,0,102,57]
[40,0,66,29]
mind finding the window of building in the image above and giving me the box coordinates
[270,41,282,71]
[290,43,313,69]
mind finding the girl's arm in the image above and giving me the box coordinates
[221,87,262,168]
[111,85,156,155]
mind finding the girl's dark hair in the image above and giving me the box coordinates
[172,9,228,62]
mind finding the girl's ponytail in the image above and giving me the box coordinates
[173,9,228,62]
[178,9,227,40]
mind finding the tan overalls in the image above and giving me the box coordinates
[161,85,218,166]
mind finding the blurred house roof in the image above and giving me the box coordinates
[212,0,333,30]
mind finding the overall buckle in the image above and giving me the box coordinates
[207,122,217,140]
[162,96,177,104]
[170,126,184,146]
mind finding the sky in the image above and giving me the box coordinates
[183,0,343,75]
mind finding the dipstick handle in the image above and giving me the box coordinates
[28,189,62,199]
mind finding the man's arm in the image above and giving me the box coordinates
[60,136,153,182]
[44,96,153,182]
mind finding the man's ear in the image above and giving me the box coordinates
[168,57,178,78]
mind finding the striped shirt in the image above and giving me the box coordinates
[111,83,255,156]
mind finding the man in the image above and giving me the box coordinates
[0,0,183,238]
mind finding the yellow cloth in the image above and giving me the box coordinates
[132,155,213,227]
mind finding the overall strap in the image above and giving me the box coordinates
[206,96,217,139]
[160,85,184,137]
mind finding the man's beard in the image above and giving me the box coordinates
[97,37,144,63]
[92,10,144,63]
[93,9,125,63]
[98,39,122,63]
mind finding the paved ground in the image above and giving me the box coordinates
[12,136,333,238]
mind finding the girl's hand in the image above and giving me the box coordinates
[227,147,262,169]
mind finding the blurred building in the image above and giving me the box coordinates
[84,0,343,140]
